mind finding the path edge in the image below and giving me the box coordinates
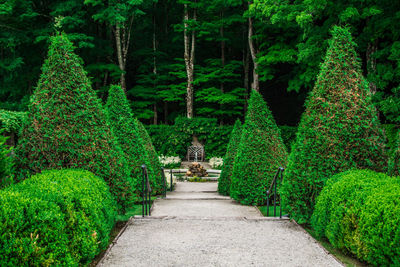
[96,217,133,267]
[291,219,345,267]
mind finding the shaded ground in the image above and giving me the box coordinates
[98,182,342,267]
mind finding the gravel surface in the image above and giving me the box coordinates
[99,218,342,267]
[174,182,218,192]
[98,183,342,267]
[152,199,262,217]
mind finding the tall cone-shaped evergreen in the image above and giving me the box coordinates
[281,26,388,224]
[218,119,242,196]
[105,85,155,199]
[230,90,288,205]
[15,34,132,211]
[135,120,164,194]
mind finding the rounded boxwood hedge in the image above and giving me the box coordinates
[106,85,155,199]
[230,90,288,205]
[15,33,132,211]
[218,119,242,196]
[311,169,400,266]
[0,169,116,266]
[281,26,387,223]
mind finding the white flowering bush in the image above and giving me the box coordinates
[209,157,223,169]
[159,155,181,169]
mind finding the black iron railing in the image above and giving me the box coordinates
[141,164,152,217]
[170,168,173,192]
[266,167,284,218]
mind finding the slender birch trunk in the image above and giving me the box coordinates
[247,2,259,92]
[184,3,196,118]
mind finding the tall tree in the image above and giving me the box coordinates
[182,1,197,118]
[85,0,145,92]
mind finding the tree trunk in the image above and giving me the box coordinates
[114,16,134,93]
[248,13,259,92]
[153,104,158,125]
[184,3,196,118]
[153,2,158,125]
[367,40,378,94]
[115,25,126,91]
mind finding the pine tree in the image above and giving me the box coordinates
[230,90,288,205]
[281,26,388,224]
[105,85,155,198]
[218,119,242,196]
[16,34,132,211]
[135,119,164,194]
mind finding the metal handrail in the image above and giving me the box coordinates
[141,165,152,217]
[161,167,167,198]
[266,167,284,218]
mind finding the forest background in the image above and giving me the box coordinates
[1,0,400,127]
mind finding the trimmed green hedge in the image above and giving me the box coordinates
[146,120,296,160]
[15,34,132,212]
[136,119,164,194]
[281,26,387,224]
[312,169,400,266]
[0,169,116,266]
[230,90,288,205]
[0,134,12,188]
[218,119,241,196]
[0,109,27,134]
[106,85,154,200]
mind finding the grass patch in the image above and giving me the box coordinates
[258,205,285,217]
[304,227,367,267]
[116,205,143,221]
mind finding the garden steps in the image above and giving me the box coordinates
[98,182,343,267]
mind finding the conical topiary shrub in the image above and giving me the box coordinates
[15,34,132,211]
[218,119,242,196]
[105,85,155,199]
[135,119,164,194]
[281,26,388,224]
[230,90,288,205]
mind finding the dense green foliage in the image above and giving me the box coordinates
[218,119,242,196]
[230,90,288,205]
[0,169,116,266]
[311,169,400,266]
[252,1,400,124]
[136,119,164,194]
[145,117,232,159]
[0,110,27,133]
[105,85,154,199]
[281,26,388,224]
[15,34,132,211]
[147,122,297,159]
[0,134,13,188]
[2,1,400,127]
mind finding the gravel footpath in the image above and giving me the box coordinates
[98,182,342,267]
